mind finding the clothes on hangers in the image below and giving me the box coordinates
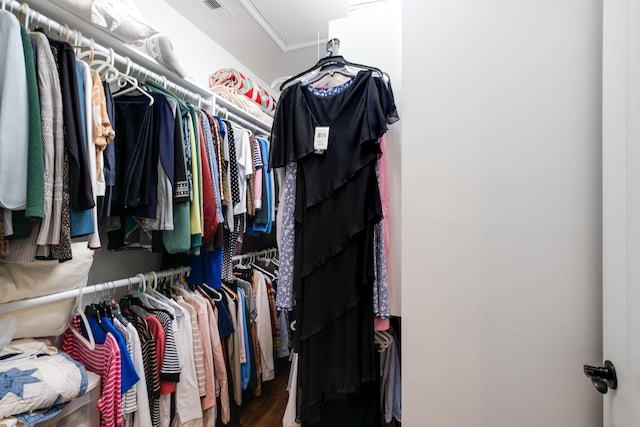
[0,15,277,265]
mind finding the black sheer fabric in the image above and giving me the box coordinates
[270,70,397,426]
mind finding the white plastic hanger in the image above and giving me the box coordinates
[137,272,176,314]
[198,282,223,302]
[69,286,96,350]
[90,47,119,82]
[112,57,154,106]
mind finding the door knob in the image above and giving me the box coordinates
[584,360,617,394]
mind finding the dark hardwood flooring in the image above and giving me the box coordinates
[238,357,291,427]
[236,358,401,427]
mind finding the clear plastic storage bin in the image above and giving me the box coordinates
[36,371,100,427]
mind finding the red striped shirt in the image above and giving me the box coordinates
[63,317,123,427]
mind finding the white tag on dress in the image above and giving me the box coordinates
[313,126,330,152]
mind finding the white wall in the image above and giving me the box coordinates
[132,0,273,95]
[329,0,402,316]
[402,1,603,426]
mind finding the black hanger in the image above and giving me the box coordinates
[85,305,108,333]
[129,297,175,320]
[99,301,114,319]
[279,55,384,91]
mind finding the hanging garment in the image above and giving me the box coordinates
[176,298,207,398]
[270,69,397,425]
[282,352,300,427]
[29,32,64,248]
[380,333,402,424]
[253,271,274,381]
[196,290,231,424]
[0,12,29,216]
[98,80,117,218]
[91,70,115,197]
[69,60,94,239]
[130,315,161,427]
[20,25,44,222]
[166,302,203,426]
[47,39,94,212]
[275,162,296,311]
[63,317,123,427]
[186,106,202,254]
[183,293,216,412]
[122,320,153,427]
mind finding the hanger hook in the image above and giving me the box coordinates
[63,23,70,43]
[22,4,30,28]
[108,48,115,68]
[151,271,158,291]
[88,38,95,64]
[124,57,132,76]
[136,273,146,293]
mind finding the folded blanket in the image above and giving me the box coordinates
[209,68,277,115]
[210,86,274,126]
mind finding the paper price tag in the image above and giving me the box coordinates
[314,126,330,152]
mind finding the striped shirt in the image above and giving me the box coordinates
[113,318,138,415]
[177,298,207,397]
[152,311,181,394]
[132,316,161,427]
[63,317,123,427]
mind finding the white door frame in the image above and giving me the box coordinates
[603,0,640,425]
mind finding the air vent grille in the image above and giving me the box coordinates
[203,0,223,10]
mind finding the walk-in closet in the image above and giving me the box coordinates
[0,0,401,425]
[0,0,614,426]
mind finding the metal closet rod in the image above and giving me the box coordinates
[213,95,273,136]
[2,0,212,109]
[0,266,191,314]
[217,108,271,137]
[232,247,278,263]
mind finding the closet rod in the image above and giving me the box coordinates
[232,247,278,263]
[213,94,272,135]
[218,109,271,137]
[0,267,190,315]
[3,0,212,108]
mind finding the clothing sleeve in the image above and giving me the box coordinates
[269,86,303,169]
[374,76,399,125]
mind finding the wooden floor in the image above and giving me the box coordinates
[238,357,291,427]
[236,357,402,427]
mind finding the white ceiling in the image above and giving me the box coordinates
[236,0,348,50]
[163,0,352,88]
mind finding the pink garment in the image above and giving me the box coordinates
[198,290,231,424]
[375,135,392,332]
[254,168,263,210]
[186,294,216,411]
[63,317,123,427]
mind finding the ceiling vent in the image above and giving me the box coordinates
[203,0,223,10]
[202,0,234,19]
